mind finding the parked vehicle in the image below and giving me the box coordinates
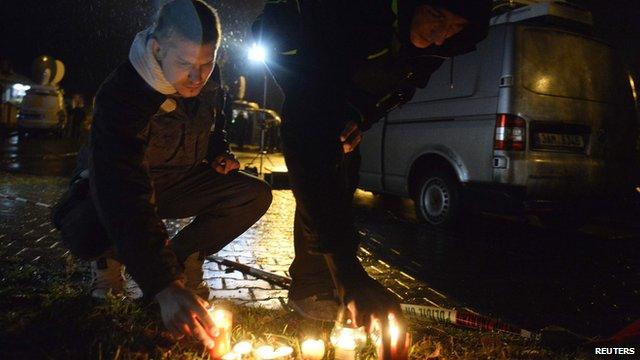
[358,1,640,227]
[17,85,67,137]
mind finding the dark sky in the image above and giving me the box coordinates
[1,1,639,105]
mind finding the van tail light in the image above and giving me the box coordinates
[494,114,526,151]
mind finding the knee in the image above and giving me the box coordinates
[249,177,273,217]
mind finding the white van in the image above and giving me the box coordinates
[17,85,67,137]
[358,2,640,227]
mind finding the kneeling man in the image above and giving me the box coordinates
[53,0,271,343]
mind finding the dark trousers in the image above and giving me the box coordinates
[56,165,272,264]
[281,106,361,300]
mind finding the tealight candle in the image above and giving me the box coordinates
[221,352,239,360]
[207,307,233,360]
[330,324,366,360]
[334,336,357,360]
[301,339,325,360]
[255,345,277,360]
[233,341,253,356]
[274,345,294,359]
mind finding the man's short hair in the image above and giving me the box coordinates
[152,0,221,47]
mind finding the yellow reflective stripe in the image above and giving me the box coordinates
[281,49,298,55]
[367,48,389,60]
[391,0,398,27]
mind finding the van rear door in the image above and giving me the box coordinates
[513,26,639,194]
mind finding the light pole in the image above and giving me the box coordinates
[247,43,272,175]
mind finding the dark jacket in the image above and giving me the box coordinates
[74,61,229,297]
[253,0,492,129]
[253,0,491,254]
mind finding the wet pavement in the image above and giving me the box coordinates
[1,133,639,339]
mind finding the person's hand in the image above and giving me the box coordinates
[340,121,363,154]
[342,276,403,330]
[155,280,216,349]
[212,154,240,174]
[410,5,468,48]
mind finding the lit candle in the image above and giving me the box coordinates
[255,345,277,360]
[373,313,411,360]
[221,352,239,360]
[330,324,366,360]
[232,341,253,357]
[301,339,325,360]
[207,307,233,360]
[334,336,357,360]
[274,345,294,359]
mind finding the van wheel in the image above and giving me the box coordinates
[414,168,464,228]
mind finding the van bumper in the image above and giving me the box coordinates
[462,182,599,214]
[493,151,638,201]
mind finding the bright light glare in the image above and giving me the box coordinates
[12,83,31,92]
[629,74,638,102]
[248,43,267,63]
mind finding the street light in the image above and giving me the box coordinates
[247,43,273,175]
[247,43,267,63]
[247,43,269,111]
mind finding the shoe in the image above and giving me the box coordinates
[287,291,340,322]
[90,257,125,299]
[183,252,210,300]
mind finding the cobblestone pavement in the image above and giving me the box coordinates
[0,158,445,315]
[2,139,639,336]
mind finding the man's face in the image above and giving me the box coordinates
[153,35,217,97]
[410,5,468,49]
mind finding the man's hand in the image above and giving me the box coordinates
[324,254,403,330]
[340,121,362,154]
[155,280,216,349]
[343,276,403,330]
[212,154,240,174]
[410,5,468,48]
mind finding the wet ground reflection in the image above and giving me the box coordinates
[353,191,640,337]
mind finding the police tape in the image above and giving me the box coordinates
[206,256,537,340]
[400,303,536,340]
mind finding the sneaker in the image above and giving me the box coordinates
[287,291,340,322]
[183,252,210,300]
[90,257,125,299]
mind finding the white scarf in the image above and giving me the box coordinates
[128,28,177,96]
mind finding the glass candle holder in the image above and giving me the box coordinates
[207,307,233,359]
[301,339,325,360]
[330,322,367,360]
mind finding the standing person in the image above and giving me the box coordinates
[68,94,86,140]
[253,0,491,328]
[52,0,272,346]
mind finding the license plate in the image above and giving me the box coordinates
[536,133,585,148]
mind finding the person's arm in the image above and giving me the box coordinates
[88,63,182,298]
[206,68,239,175]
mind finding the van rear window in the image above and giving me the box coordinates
[518,28,629,103]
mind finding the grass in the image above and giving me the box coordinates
[0,246,594,360]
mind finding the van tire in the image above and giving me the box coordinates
[414,168,464,228]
